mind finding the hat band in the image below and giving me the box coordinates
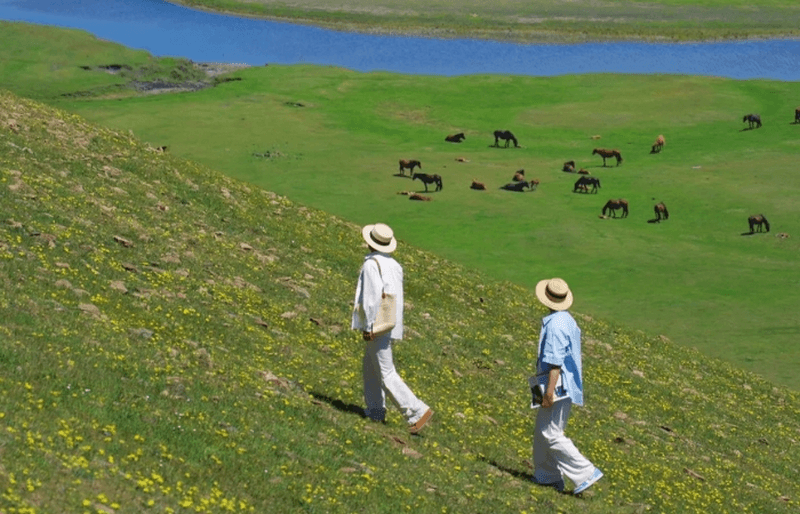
[545,286,567,303]
[370,231,391,246]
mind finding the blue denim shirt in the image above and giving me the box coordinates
[536,310,584,406]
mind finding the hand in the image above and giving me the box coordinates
[362,331,374,341]
[542,391,555,408]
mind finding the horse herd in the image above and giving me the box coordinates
[393,112,792,233]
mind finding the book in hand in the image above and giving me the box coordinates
[529,372,569,409]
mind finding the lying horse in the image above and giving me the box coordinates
[651,134,665,154]
[654,202,669,221]
[399,159,422,176]
[743,114,762,129]
[412,172,443,192]
[562,160,576,172]
[501,181,530,192]
[574,176,601,194]
[470,179,486,190]
[748,214,770,233]
[493,130,519,148]
[512,169,525,182]
[602,199,629,218]
[593,148,623,166]
[445,132,466,143]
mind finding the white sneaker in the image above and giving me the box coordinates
[573,468,603,495]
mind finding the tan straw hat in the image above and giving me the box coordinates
[535,277,574,311]
[362,223,397,253]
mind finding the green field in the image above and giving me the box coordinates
[171,0,800,41]
[2,21,797,389]
[2,21,800,513]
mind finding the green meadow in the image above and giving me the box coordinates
[2,22,796,389]
[1,21,800,513]
[171,0,800,41]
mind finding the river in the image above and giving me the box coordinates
[1,0,800,80]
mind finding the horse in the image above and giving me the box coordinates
[795,108,800,124]
[512,169,525,182]
[748,214,770,233]
[651,135,665,154]
[743,114,762,129]
[501,181,530,192]
[574,176,601,194]
[529,179,540,192]
[445,132,466,143]
[602,199,629,218]
[470,180,486,190]
[412,172,442,192]
[493,130,519,148]
[593,148,623,166]
[562,160,576,172]
[653,202,669,221]
[398,159,421,176]
[577,168,590,175]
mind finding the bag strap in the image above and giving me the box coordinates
[369,257,387,298]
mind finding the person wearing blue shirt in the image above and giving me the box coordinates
[532,278,603,495]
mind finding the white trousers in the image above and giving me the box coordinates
[533,399,596,486]
[363,334,428,424]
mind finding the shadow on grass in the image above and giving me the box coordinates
[477,456,533,482]
[310,391,366,418]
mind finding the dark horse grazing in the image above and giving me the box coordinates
[602,199,629,218]
[573,176,601,194]
[412,172,443,192]
[493,130,519,148]
[501,181,530,192]
[398,159,421,176]
[748,214,770,233]
[445,133,466,143]
[743,114,762,129]
[653,202,669,222]
[795,108,800,124]
[592,148,623,166]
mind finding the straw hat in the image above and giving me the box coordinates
[535,277,574,311]
[362,223,397,253]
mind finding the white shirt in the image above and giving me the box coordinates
[351,252,404,339]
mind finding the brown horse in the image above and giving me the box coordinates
[651,135,665,154]
[593,148,623,166]
[602,199,629,218]
[493,130,519,148]
[748,214,770,233]
[398,159,421,176]
[512,169,525,182]
[445,132,466,143]
[654,202,669,221]
[470,179,486,190]
[412,172,442,192]
[562,160,576,172]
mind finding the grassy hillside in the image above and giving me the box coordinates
[2,87,800,512]
[170,0,800,41]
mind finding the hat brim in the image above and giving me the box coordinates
[362,224,397,253]
[535,279,573,311]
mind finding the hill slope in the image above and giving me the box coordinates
[1,91,799,513]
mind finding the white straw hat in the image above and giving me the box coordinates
[535,278,574,311]
[361,223,397,253]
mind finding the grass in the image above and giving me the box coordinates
[168,0,800,42]
[2,84,800,514]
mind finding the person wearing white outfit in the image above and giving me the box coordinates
[352,223,433,434]
[532,277,603,495]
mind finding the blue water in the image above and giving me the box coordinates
[2,0,800,80]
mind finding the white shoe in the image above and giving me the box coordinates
[573,468,603,495]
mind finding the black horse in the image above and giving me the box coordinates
[602,199,629,218]
[795,108,800,124]
[748,214,770,233]
[493,130,519,148]
[412,173,443,192]
[654,202,669,222]
[501,181,530,192]
[445,132,466,143]
[743,114,762,129]
[573,176,601,194]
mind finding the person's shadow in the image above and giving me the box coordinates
[309,391,366,418]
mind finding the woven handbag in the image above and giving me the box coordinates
[370,258,397,336]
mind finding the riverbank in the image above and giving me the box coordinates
[167,0,800,43]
